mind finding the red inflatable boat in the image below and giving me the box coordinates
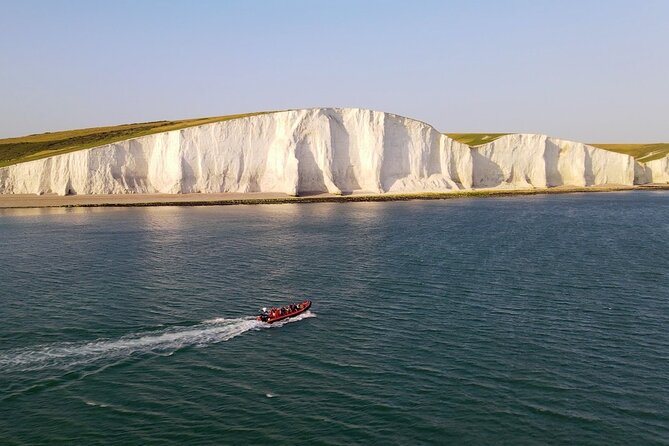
[256,300,311,324]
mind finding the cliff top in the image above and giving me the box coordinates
[445,133,509,146]
[587,143,669,163]
[1,110,667,167]
[444,134,669,163]
[0,112,267,168]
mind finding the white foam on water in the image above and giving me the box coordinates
[0,311,317,373]
[78,397,162,416]
[0,318,242,372]
[83,399,111,408]
[269,311,316,327]
[0,312,316,372]
[203,317,232,324]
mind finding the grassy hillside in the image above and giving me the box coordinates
[588,143,669,163]
[0,112,268,168]
[446,133,509,146]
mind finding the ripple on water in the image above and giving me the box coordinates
[1,193,669,445]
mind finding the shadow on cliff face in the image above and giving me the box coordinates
[65,178,76,196]
[544,139,563,186]
[181,158,198,193]
[380,118,411,191]
[327,114,360,193]
[118,139,149,192]
[634,162,651,184]
[584,150,595,186]
[471,151,504,187]
[296,140,328,194]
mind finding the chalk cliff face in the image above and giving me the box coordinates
[0,108,666,196]
[471,134,636,188]
[0,109,472,196]
[634,156,669,184]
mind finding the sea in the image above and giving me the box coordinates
[0,191,668,445]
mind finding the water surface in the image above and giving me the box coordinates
[1,192,668,445]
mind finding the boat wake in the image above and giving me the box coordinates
[0,311,315,373]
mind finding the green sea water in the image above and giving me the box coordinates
[1,192,668,445]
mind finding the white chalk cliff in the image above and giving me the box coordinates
[471,134,636,188]
[0,108,666,196]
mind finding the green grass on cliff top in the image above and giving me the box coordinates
[447,134,669,162]
[1,119,668,167]
[446,133,509,146]
[0,112,267,168]
[588,143,669,163]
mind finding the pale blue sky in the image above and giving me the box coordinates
[1,0,667,141]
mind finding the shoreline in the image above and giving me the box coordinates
[1,184,668,209]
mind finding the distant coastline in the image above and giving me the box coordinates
[1,184,668,210]
[3,109,668,199]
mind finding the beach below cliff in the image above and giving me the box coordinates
[1,184,668,209]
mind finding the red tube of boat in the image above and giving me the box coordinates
[256,300,311,324]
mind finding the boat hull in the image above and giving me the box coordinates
[257,300,311,324]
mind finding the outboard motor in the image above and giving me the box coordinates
[257,307,269,322]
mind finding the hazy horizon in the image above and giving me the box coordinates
[1,0,667,142]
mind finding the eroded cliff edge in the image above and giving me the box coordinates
[0,108,666,196]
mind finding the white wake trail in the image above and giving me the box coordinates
[0,312,314,372]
